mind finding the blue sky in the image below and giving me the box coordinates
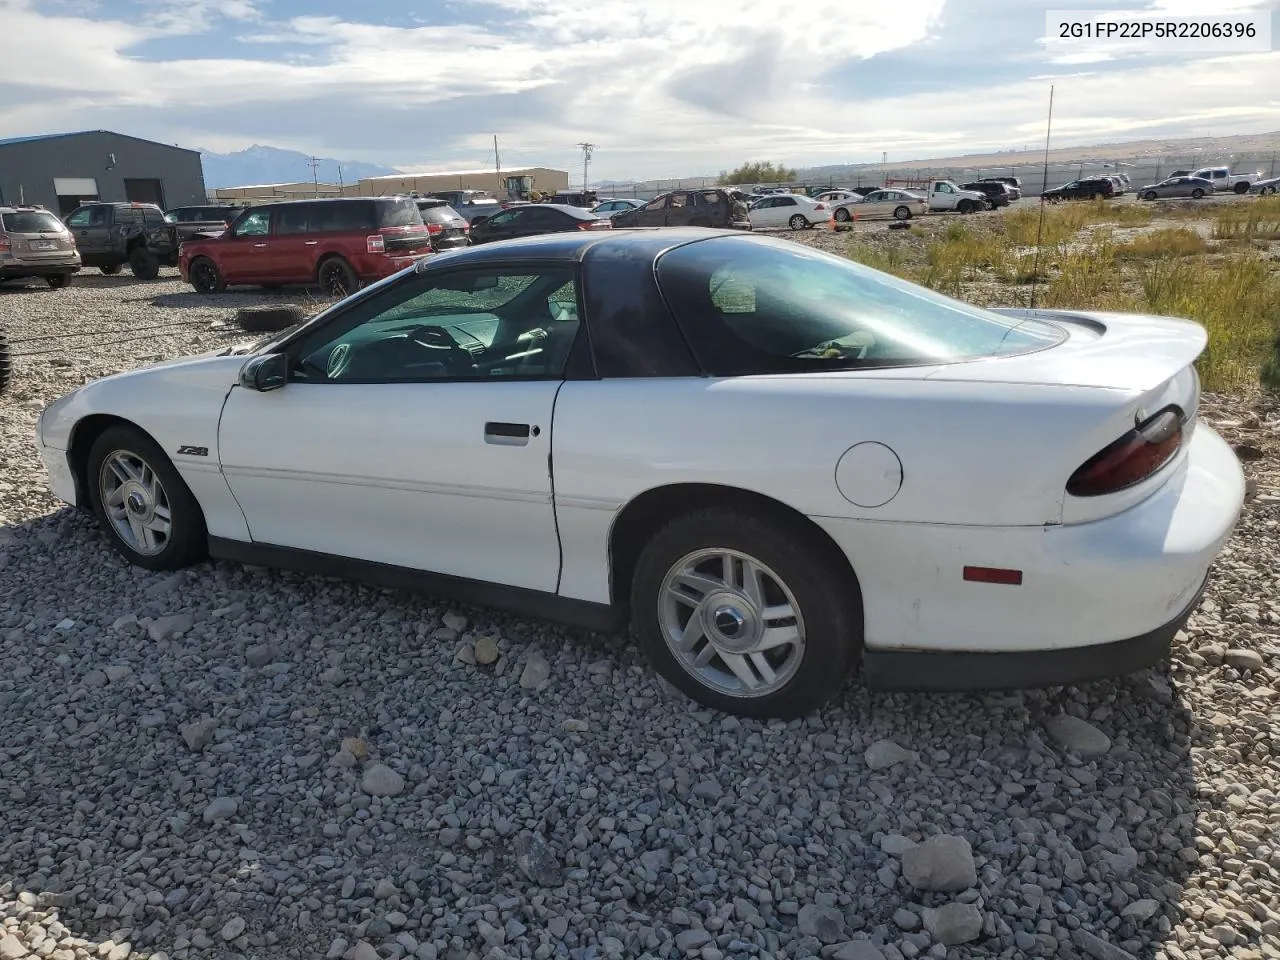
[3,0,1278,181]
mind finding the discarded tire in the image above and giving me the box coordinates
[888,221,912,231]
[234,304,308,333]
[0,330,11,396]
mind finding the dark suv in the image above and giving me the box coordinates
[611,189,751,229]
[960,181,1013,207]
[1042,178,1116,202]
[64,202,180,278]
[179,197,431,295]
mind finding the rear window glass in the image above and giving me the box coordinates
[376,199,424,228]
[2,211,63,233]
[656,236,1064,375]
[420,206,463,224]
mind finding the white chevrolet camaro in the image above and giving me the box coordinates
[37,229,1245,717]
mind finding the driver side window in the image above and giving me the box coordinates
[289,266,582,384]
[233,210,271,237]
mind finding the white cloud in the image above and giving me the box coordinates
[0,0,1276,181]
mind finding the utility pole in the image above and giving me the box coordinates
[494,134,502,195]
[338,164,345,194]
[578,142,595,192]
[307,156,321,197]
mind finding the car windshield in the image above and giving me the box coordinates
[2,211,63,232]
[656,236,1065,375]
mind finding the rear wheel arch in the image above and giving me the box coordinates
[608,483,863,619]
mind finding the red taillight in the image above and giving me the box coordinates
[1067,408,1183,497]
[814,203,826,211]
[0,234,10,252]
[426,223,443,235]
[366,234,385,254]
[577,220,612,230]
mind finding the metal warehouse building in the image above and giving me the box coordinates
[351,166,570,199]
[0,130,207,215]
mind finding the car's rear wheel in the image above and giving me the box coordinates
[99,263,122,276]
[46,274,70,289]
[129,247,160,280]
[834,207,851,223]
[788,214,809,231]
[631,508,861,718]
[893,206,912,221]
[1144,190,1158,201]
[1265,185,1277,195]
[318,257,358,297]
[189,257,225,294]
[1191,188,1205,199]
[86,425,207,571]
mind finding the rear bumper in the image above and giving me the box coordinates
[358,252,429,279]
[814,422,1243,677]
[863,575,1206,691]
[0,258,80,277]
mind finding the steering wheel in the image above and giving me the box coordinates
[407,324,478,375]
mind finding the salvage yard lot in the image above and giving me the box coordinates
[1,217,1279,960]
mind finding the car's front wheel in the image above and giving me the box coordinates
[1144,191,1158,201]
[631,508,862,718]
[87,425,207,571]
[100,263,122,276]
[129,247,160,280]
[46,274,70,289]
[189,257,226,294]
[1191,188,1205,199]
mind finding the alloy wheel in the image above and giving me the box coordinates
[658,547,806,698]
[99,450,172,556]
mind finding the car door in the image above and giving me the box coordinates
[475,208,522,242]
[217,208,275,283]
[217,262,585,590]
[66,205,110,259]
[750,197,782,227]
[858,191,891,218]
[270,203,315,282]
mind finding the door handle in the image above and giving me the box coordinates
[484,421,534,446]
[305,241,318,245]
[253,243,267,248]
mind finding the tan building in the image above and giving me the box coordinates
[211,181,343,203]
[350,166,569,200]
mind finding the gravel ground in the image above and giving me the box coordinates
[1,268,1279,960]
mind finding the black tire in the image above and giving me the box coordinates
[129,247,160,280]
[1191,188,1205,199]
[0,330,11,396]
[86,424,207,571]
[46,274,71,289]
[1265,185,1277,196]
[1144,191,1158,201]
[188,257,225,294]
[1234,181,1250,194]
[788,214,809,231]
[834,207,851,223]
[630,507,862,718]
[99,263,123,276]
[957,199,975,214]
[893,205,912,221]
[235,304,308,333]
[318,257,358,297]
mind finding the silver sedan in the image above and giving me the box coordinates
[1138,176,1214,200]
[1249,176,1279,195]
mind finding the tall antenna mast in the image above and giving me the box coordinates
[577,142,595,191]
[1029,85,1055,311]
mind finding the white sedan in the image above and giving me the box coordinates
[37,230,1244,717]
[747,194,829,230]
[831,189,929,222]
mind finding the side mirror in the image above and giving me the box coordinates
[240,353,288,392]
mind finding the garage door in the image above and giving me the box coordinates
[124,178,165,207]
[54,177,99,216]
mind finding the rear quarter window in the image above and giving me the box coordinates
[310,201,375,232]
[656,236,1064,376]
